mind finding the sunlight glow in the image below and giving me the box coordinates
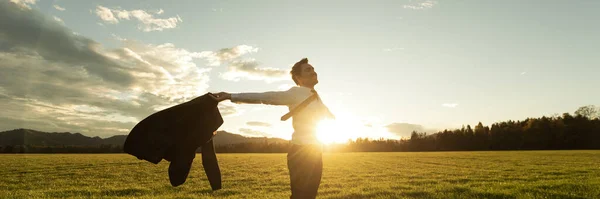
[315,111,401,144]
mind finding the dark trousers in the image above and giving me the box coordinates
[287,144,323,199]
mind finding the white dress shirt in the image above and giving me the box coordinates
[231,86,333,145]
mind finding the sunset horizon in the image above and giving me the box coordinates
[1,0,598,141]
[2,1,600,198]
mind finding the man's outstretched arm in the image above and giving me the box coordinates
[211,88,297,106]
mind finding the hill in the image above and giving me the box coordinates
[0,128,287,146]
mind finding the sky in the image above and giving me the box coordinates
[1,0,598,141]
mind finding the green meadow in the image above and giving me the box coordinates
[1,151,599,199]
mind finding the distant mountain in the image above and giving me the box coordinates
[0,128,287,146]
[0,128,123,146]
[212,131,288,145]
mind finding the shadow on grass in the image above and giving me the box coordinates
[320,189,342,195]
[442,178,472,184]
[447,187,515,199]
[327,190,409,199]
[401,191,434,198]
[520,186,589,199]
[47,190,98,198]
[47,188,153,197]
[192,189,240,197]
[535,183,592,192]
[409,180,440,186]
[100,188,150,196]
[325,186,518,199]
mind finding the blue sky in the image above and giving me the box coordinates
[1,0,598,140]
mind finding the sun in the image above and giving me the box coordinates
[316,119,354,144]
[315,115,388,144]
[315,109,401,145]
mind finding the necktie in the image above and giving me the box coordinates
[280,91,318,121]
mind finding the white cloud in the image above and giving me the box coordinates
[95,5,118,24]
[221,59,289,82]
[246,121,272,127]
[53,5,65,11]
[129,10,182,32]
[386,123,425,137]
[0,2,237,137]
[442,103,459,108]
[403,0,438,10]
[217,102,243,117]
[53,16,64,25]
[111,33,126,41]
[196,45,259,66]
[113,9,130,19]
[383,47,404,52]
[218,102,242,117]
[520,71,527,75]
[94,6,182,32]
[0,40,214,135]
[108,41,213,102]
[9,0,36,9]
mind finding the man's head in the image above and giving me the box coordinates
[290,58,318,88]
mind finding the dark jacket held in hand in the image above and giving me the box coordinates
[123,93,223,190]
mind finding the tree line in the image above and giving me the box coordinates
[2,105,598,153]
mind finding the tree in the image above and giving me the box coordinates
[575,105,598,119]
[474,122,489,150]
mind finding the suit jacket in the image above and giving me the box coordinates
[123,93,223,189]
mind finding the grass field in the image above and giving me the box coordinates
[1,151,599,199]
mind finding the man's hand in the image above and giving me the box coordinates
[209,92,231,102]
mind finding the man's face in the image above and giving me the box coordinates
[297,63,318,87]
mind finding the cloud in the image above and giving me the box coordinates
[196,45,259,66]
[106,40,213,102]
[442,103,459,108]
[221,59,289,82]
[385,123,426,137]
[9,0,36,10]
[0,95,137,137]
[53,5,65,11]
[383,47,404,52]
[94,6,182,32]
[0,1,215,137]
[239,128,269,137]
[53,16,64,25]
[403,0,437,10]
[1,2,134,86]
[520,71,527,75]
[246,121,272,127]
[217,102,241,117]
[95,5,118,24]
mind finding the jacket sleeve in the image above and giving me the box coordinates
[230,88,297,106]
[201,139,221,191]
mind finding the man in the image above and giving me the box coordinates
[211,58,334,199]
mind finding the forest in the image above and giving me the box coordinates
[2,105,598,153]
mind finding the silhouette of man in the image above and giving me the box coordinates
[211,58,334,199]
